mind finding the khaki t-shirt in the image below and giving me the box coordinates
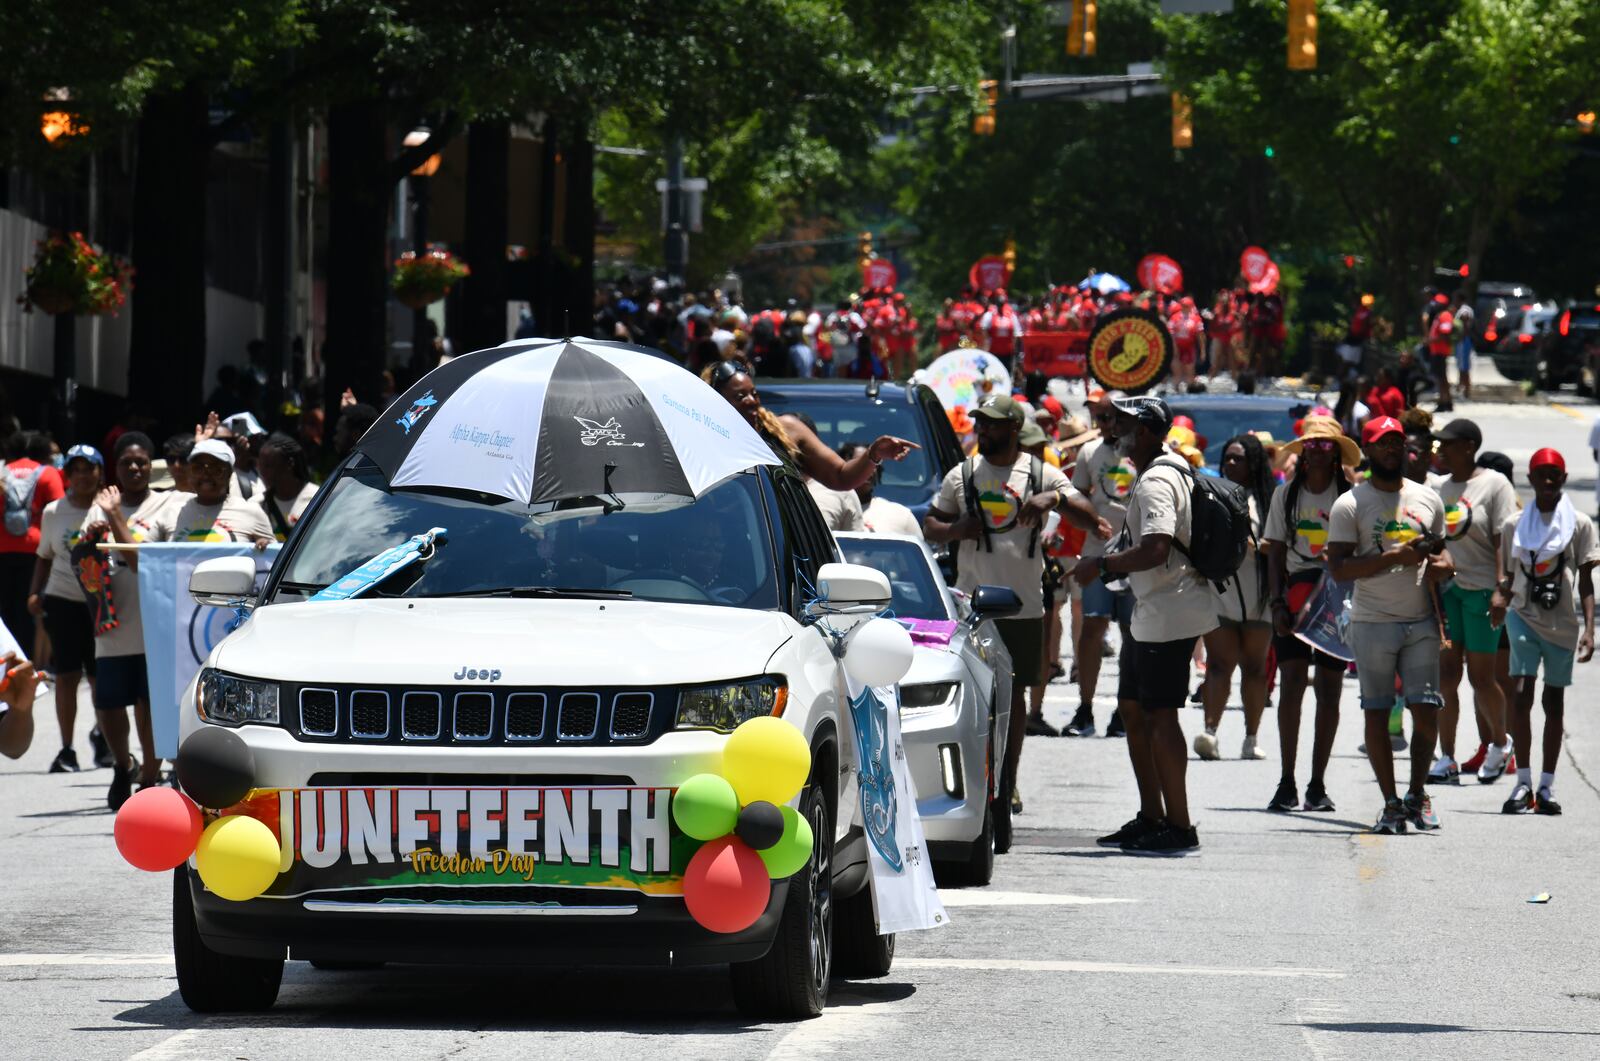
[1071,438,1136,559]
[1499,510,1600,650]
[158,496,276,544]
[86,491,179,658]
[806,480,865,533]
[935,453,1073,620]
[1262,480,1343,576]
[36,497,96,600]
[1125,454,1218,642]
[862,496,921,537]
[1434,469,1516,591]
[1328,480,1445,623]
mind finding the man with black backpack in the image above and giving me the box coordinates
[1073,396,1242,856]
[924,394,1106,816]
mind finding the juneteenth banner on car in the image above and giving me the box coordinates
[843,677,947,934]
[224,785,697,898]
[139,542,281,758]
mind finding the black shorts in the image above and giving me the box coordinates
[41,595,96,677]
[93,654,149,711]
[1117,634,1200,710]
[996,617,1046,688]
[1272,631,1346,671]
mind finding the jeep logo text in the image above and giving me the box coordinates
[454,667,502,682]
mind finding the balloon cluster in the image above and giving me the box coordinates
[113,728,282,902]
[673,716,814,934]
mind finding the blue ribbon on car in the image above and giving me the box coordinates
[310,527,448,602]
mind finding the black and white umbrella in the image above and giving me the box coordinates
[356,338,780,504]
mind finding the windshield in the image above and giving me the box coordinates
[273,465,778,609]
[835,537,950,621]
[756,391,937,502]
[1167,402,1306,468]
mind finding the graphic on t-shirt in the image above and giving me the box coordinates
[1099,460,1135,501]
[183,526,240,543]
[977,484,1022,532]
[1373,515,1423,549]
[1292,510,1330,559]
[1443,498,1473,540]
[1532,554,1560,578]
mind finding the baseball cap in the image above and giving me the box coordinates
[1432,419,1482,446]
[974,393,1025,426]
[1019,418,1048,448]
[1529,447,1566,472]
[1110,395,1173,435]
[64,444,103,468]
[1361,416,1405,444]
[190,439,237,466]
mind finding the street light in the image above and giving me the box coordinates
[404,128,442,176]
[40,88,87,144]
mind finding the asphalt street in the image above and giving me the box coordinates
[5,399,1600,1060]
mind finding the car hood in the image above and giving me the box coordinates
[212,598,799,687]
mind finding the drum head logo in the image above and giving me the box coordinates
[1087,310,1173,395]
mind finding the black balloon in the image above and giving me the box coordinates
[176,727,256,809]
[734,801,785,851]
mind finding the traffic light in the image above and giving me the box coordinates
[1003,238,1017,275]
[1171,93,1193,149]
[1288,0,1317,70]
[858,231,874,268]
[973,80,997,136]
[1066,1,1097,57]
[1264,145,1276,158]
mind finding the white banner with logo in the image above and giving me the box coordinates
[843,677,948,934]
[139,543,280,757]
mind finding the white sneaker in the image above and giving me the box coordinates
[1241,734,1267,760]
[1194,730,1220,761]
[1478,741,1509,783]
[1428,755,1461,784]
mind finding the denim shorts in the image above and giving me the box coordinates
[1083,578,1134,623]
[1455,339,1473,373]
[1346,619,1443,711]
[1505,611,1575,688]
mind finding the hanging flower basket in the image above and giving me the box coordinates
[19,231,133,316]
[392,248,470,309]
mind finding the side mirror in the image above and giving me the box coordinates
[814,562,891,614]
[969,584,1022,624]
[189,557,260,609]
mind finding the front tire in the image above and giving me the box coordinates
[172,869,283,1013]
[832,883,895,979]
[731,784,833,1019]
[935,798,995,887]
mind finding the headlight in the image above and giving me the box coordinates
[899,681,959,716]
[197,669,281,726]
[675,677,787,733]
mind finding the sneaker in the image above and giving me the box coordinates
[1477,741,1510,784]
[1193,730,1220,761]
[1460,742,1489,774]
[1063,706,1096,738]
[1097,813,1161,847]
[1390,733,1408,752]
[1189,684,1205,705]
[106,758,137,812]
[1403,791,1440,831]
[1121,822,1200,856]
[1267,780,1299,812]
[1427,755,1461,785]
[48,747,79,773]
[1025,714,1060,738]
[1100,637,1115,658]
[1241,734,1267,760]
[1536,788,1562,815]
[88,726,113,769]
[1373,799,1409,834]
[1302,784,1336,812]
[1502,783,1535,814]
[1011,788,1024,815]
[1104,711,1126,739]
[1067,663,1079,685]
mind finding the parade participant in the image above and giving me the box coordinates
[1065,389,1135,738]
[837,442,920,537]
[1327,416,1452,834]
[1428,420,1516,785]
[157,440,275,547]
[1365,367,1405,420]
[0,648,40,760]
[935,298,958,353]
[1427,296,1456,411]
[1073,396,1212,855]
[842,334,888,380]
[29,445,102,775]
[253,433,318,541]
[785,413,862,532]
[1494,449,1596,815]
[925,394,1106,813]
[162,434,195,493]
[980,295,1022,369]
[1195,435,1273,762]
[1050,416,1099,685]
[1452,292,1475,401]
[1169,299,1201,389]
[1263,416,1358,811]
[710,361,918,489]
[0,431,64,662]
[1206,290,1236,376]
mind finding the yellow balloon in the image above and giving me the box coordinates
[722,716,810,806]
[195,815,282,901]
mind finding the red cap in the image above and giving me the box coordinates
[1530,447,1566,472]
[1041,395,1064,418]
[1361,416,1405,444]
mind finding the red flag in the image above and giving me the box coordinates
[1136,254,1184,295]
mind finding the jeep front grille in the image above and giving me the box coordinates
[350,690,390,739]
[300,688,337,736]
[453,692,494,740]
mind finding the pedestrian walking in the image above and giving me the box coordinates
[925,394,1106,816]
[252,434,318,541]
[1073,396,1214,855]
[0,432,64,660]
[1263,416,1360,812]
[1427,299,1456,411]
[1327,416,1453,834]
[1428,419,1517,785]
[1452,293,1475,401]
[1493,449,1597,815]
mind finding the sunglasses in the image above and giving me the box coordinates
[710,360,745,389]
[1302,439,1337,453]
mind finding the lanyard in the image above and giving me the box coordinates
[311,526,447,602]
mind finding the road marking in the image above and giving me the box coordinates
[936,890,1133,907]
[895,957,1342,978]
[0,953,172,966]
[128,1029,202,1061]
[1550,403,1586,420]
[1295,997,1350,1060]
[766,990,904,1059]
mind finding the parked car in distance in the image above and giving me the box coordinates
[1545,302,1600,394]
[1473,282,1540,352]
[1164,394,1315,468]
[1492,301,1559,383]
[834,532,1020,885]
[756,379,966,521]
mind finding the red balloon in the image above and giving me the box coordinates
[683,836,771,934]
[115,787,203,872]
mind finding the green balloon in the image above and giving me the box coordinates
[757,805,814,879]
[672,774,740,841]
